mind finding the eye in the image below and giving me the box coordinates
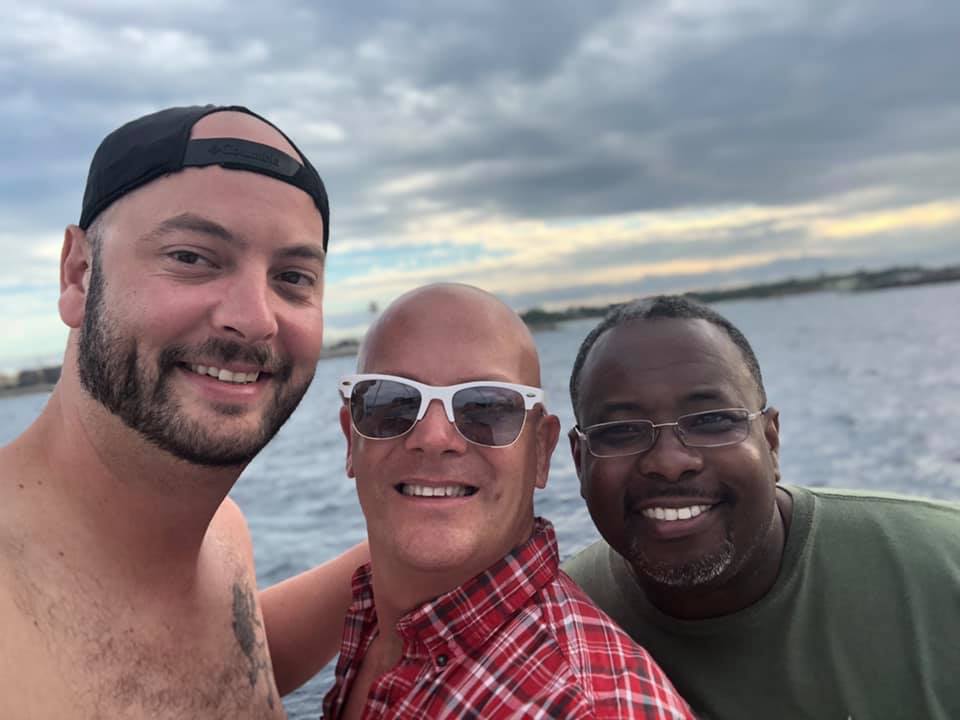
[276,270,315,287]
[170,250,208,265]
[590,422,650,445]
[686,410,743,432]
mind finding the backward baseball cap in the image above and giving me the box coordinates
[79,104,330,250]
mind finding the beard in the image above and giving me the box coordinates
[627,530,735,588]
[77,249,314,467]
[623,492,774,589]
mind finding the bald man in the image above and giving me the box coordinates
[0,105,364,719]
[316,284,692,719]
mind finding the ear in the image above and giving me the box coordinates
[763,407,781,483]
[58,225,92,328]
[339,405,356,478]
[568,428,587,498]
[533,412,561,490]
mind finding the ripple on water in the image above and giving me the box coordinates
[2,284,960,720]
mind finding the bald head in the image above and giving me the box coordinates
[359,284,541,387]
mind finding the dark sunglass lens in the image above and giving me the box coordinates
[453,387,526,446]
[351,379,421,439]
[587,421,655,457]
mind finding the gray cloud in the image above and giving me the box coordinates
[1,0,959,360]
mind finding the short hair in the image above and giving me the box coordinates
[85,215,106,252]
[569,295,767,422]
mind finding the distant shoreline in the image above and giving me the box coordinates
[0,383,55,398]
[519,263,960,327]
[4,263,958,397]
[0,347,361,399]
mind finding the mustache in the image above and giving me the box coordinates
[625,483,729,504]
[159,338,293,380]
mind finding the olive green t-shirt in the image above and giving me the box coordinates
[562,486,960,720]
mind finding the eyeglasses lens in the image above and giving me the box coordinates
[586,421,656,457]
[678,409,750,446]
[453,386,526,446]
[351,379,420,439]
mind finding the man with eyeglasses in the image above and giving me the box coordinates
[562,295,960,720]
[321,283,693,719]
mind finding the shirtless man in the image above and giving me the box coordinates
[0,105,362,719]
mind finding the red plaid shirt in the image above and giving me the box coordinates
[322,518,693,719]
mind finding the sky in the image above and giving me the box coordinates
[2,0,959,371]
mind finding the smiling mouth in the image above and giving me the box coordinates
[641,504,714,522]
[396,483,478,498]
[183,363,267,385]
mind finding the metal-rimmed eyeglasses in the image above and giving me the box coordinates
[574,407,768,458]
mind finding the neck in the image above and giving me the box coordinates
[365,520,537,641]
[639,487,794,619]
[13,381,242,582]
[366,559,458,641]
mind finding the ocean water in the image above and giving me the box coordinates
[3,282,959,718]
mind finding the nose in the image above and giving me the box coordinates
[212,274,279,343]
[635,425,703,482]
[404,398,467,454]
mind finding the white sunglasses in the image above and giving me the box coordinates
[339,373,544,447]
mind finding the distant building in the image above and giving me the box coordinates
[41,366,61,384]
[17,369,42,387]
[15,365,61,388]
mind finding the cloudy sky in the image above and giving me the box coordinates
[2,0,959,370]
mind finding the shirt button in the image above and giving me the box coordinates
[437,654,448,667]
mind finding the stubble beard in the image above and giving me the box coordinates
[627,529,735,588]
[624,500,774,589]
[77,251,313,467]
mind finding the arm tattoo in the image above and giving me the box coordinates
[231,583,276,710]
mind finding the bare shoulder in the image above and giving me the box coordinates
[209,496,256,559]
[212,496,251,536]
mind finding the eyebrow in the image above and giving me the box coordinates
[277,244,325,265]
[684,389,730,404]
[596,390,731,417]
[598,401,648,415]
[141,212,325,265]
[140,212,242,247]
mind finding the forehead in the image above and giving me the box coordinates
[578,318,759,422]
[101,164,325,253]
[362,294,532,385]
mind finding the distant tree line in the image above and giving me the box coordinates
[519,263,960,327]
[0,365,61,391]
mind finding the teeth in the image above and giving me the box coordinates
[401,484,470,498]
[642,504,711,522]
[189,364,260,384]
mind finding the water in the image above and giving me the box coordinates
[3,283,959,718]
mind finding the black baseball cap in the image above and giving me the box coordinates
[79,104,330,250]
